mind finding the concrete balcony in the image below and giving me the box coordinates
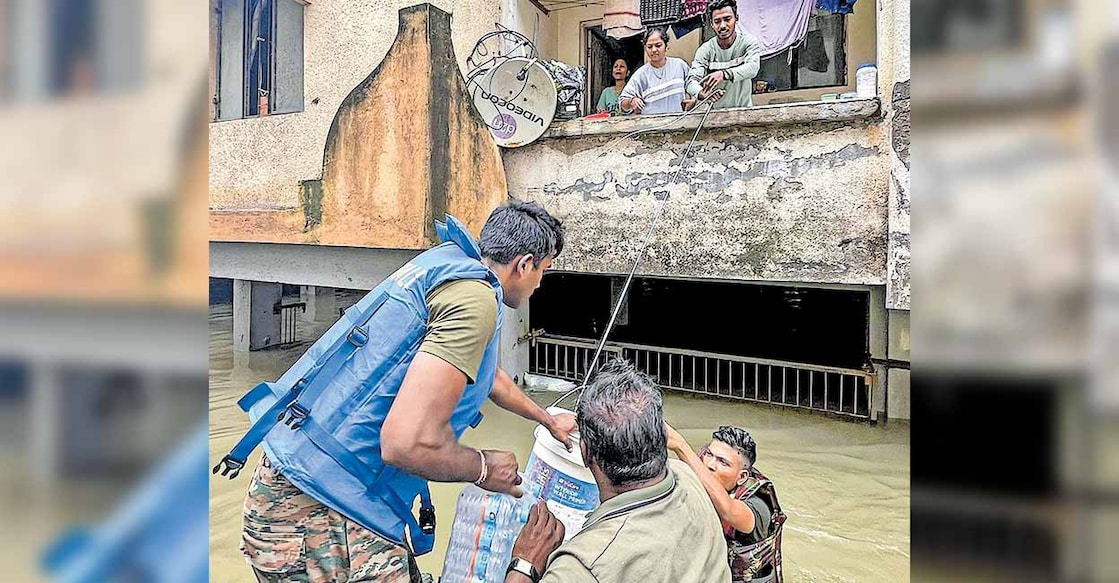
[503,98,894,288]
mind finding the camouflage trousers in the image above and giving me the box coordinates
[241,455,423,583]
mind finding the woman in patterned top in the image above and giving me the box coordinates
[619,27,690,115]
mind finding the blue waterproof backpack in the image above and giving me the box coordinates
[214,215,504,555]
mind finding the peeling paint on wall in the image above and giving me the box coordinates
[892,80,911,171]
[300,179,323,231]
[886,82,911,310]
[504,121,891,286]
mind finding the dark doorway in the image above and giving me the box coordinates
[583,24,644,115]
[911,373,1063,577]
[530,273,870,369]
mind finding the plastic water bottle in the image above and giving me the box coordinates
[856,63,877,99]
[440,482,537,583]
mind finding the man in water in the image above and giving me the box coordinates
[666,424,785,582]
[504,361,731,582]
[686,0,761,109]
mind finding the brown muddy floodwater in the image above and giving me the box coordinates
[210,303,910,582]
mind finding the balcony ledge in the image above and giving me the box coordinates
[541,97,880,140]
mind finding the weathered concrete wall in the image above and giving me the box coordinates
[210,242,419,290]
[316,4,506,248]
[211,3,507,247]
[209,0,506,232]
[503,116,890,285]
[500,0,557,61]
[916,110,1089,370]
[879,0,910,310]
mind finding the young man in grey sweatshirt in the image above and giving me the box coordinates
[686,0,761,110]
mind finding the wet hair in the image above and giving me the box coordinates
[479,201,565,267]
[712,425,756,468]
[577,360,668,486]
[643,26,669,47]
[706,0,738,20]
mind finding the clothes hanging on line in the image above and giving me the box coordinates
[815,0,856,15]
[671,15,704,39]
[641,0,683,27]
[736,0,817,58]
[681,0,706,19]
[800,28,829,72]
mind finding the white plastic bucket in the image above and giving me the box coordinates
[523,407,600,541]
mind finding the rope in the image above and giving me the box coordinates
[549,96,719,409]
[461,26,724,407]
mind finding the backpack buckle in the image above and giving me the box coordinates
[347,326,369,348]
[212,455,245,480]
[419,505,437,536]
[278,402,309,430]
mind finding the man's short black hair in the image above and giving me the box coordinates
[712,425,756,468]
[479,200,565,267]
[706,0,738,20]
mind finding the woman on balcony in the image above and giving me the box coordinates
[619,27,690,115]
[597,58,631,115]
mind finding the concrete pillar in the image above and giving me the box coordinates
[499,302,531,385]
[233,279,283,351]
[868,286,888,421]
[8,0,50,103]
[233,280,251,352]
[300,285,336,323]
[28,360,61,482]
[609,277,630,326]
[1085,416,1119,581]
[886,309,911,421]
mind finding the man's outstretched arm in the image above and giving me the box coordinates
[490,368,576,450]
[665,423,756,533]
[382,352,522,496]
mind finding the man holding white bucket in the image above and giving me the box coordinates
[504,361,731,583]
[222,202,577,582]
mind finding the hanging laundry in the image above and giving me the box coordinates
[735,0,817,58]
[799,28,829,72]
[681,0,706,19]
[815,0,856,15]
[604,0,645,39]
[641,0,683,27]
[671,15,704,39]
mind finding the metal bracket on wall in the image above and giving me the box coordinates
[516,328,546,346]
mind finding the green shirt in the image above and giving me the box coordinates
[686,31,761,109]
[541,460,732,582]
[596,86,622,114]
[418,279,498,383]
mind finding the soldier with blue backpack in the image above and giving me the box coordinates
[214,201,575,582]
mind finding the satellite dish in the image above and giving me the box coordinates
[471,57,557,148]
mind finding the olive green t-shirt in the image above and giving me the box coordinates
[417,279,498,383]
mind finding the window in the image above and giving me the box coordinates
[912,0,1025,55]
[3,0,142,102]
[705,12,848,94]
[211,0,304,121]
